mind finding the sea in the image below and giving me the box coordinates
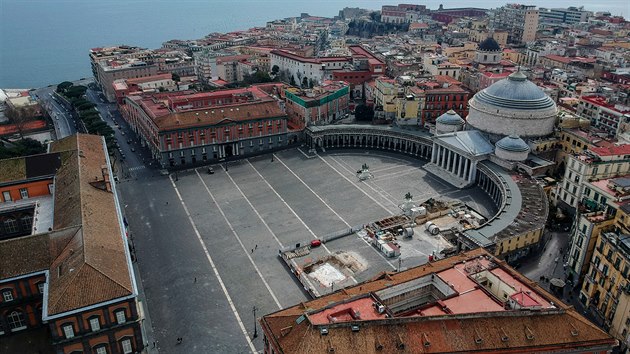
[1,0,628,89]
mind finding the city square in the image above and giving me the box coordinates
[117,148,496,352]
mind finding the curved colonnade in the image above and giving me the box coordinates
[304,125,520,250]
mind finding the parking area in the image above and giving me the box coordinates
[120,148,496,353]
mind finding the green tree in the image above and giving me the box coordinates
[77,102,96,111]
[290,75,296,86]
[302,77,308,88]
[0,138,45,158]
[57,81,74,93]
[355,104,374,121]
[271,65,279,75]
[172,73,181,82]
[65,85,87,98]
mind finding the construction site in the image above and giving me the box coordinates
[281,197,488,297]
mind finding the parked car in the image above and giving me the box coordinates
[207,167,214,174]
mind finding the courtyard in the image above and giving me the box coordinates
[118,148,496,353]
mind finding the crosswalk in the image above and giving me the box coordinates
[128,165,146,172]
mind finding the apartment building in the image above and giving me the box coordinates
[557,144,630,211]
[581,227,630,335]
[423,54,462,80]
[491,4,539,44]
[284,81,349,129]
[577,95,630,136]
[269,50,351,86]
[538,6,591,25]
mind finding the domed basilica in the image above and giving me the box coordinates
[425,70,557,187]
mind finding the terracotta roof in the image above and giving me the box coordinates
[262,249,617,353]
[154,100,286,131]
[43,134,134,316]
[591,144,630,157]
[263,310,615,353]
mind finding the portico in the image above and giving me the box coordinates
[424,130,494,188]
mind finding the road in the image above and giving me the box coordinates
[32,78,92,139]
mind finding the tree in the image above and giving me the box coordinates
[0,138,45,159]
[5,106,37,138]
[172,73,181,82]
[308,78,315,89]
[271,65,280,75]
[290,75,296,86]
[77,102,96,111]
[302,77,308,88]
[64,85,87,99]
[57,81,73,93]
[354,104,374,121]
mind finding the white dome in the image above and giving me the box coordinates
[495,135,530,161]
[466,71,557,141]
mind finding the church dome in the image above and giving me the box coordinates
[495,135,530,161]
[478,37,501,52]
[473,71,556,110]
[496,135,530,152]
[466,71,558,141]
[436,110,464,125]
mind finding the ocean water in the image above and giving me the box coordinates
[1,0,628,89]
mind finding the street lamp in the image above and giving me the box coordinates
[398,258,402,272]
[252,306,258,339]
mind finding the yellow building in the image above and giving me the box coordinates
[374,77,399,119]
[581,225,630,340]
[394,86,425,126]
[494,228,544,259]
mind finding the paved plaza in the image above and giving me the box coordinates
[118,148,496,353]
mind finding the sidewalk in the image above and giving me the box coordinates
[134,260,159,354]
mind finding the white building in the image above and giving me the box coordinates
[270,50,350,86]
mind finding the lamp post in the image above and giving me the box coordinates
[398,258,402,272]
[252,306,258,339]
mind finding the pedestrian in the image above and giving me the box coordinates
[177,337,182,344]
[194,277,197,283]
[152,341,156,348]
[251,248,254,254]
[255,244,258,250]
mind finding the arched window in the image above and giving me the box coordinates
[4,218,17,233]
[7,310,26,331]
[21,215,33,230]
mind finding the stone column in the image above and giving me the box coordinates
[431,144,437,163]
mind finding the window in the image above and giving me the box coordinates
[96,346,107,354]
[8,311,26,331]
[115,310,126,324]
[37,282,45,294]
[89,317,101,332]
[2,191,11,202]
[19,188,29,199]
[48,183,54,194]
[2,289,13,301]
[21,215,33,230]
[121,339,133,354]
[4,218,18,233]
[63,324,74,339]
